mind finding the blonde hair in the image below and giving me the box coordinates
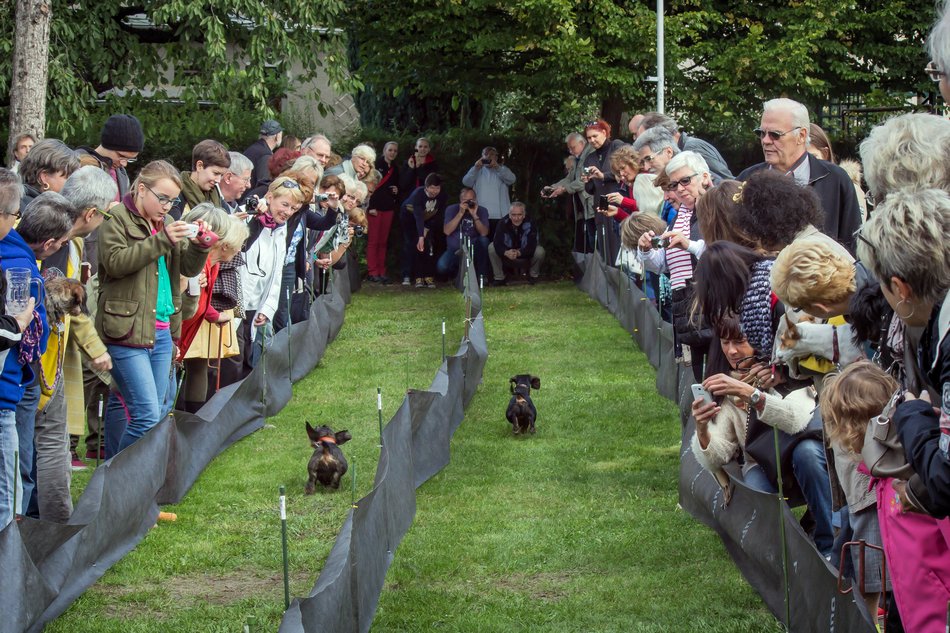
[771,237,857,309]
[857,188,950,303]
[133,160,182,191]
[267,176,308,206]
[820,361,898,455]
[609,145,640,177]
[859,113,950,201]
[351,143,377,164]
[619,213,666,251]
[220,215,249,252]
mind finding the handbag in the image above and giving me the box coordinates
[861,389,916,480]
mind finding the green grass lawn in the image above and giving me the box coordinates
[50,281,776,632]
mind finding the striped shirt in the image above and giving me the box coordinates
[666,206,694,290]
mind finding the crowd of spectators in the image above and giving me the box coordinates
[537,8,950,628]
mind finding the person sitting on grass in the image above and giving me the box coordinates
[488,202,544,286]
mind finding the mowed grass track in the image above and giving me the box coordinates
[49,281,776,632]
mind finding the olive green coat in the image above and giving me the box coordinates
[96,198,209,347]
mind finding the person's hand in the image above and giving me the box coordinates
[703,373,755,401]
[216,312,232,323]
[165,220,192,244]
[416,236,425,252]
[198,272,208,288]
[390,185,398,196]
[606,192,624,205]
[551,185,566,197]
[692,399,721,425]
[637,231,656,251]
[368,208,379,216]
[662,231,689,251]
[587,166,604,180]
[234,211,249,221]
[90,351,112,372]
[903,390,940,416]
[475,158,485,170]
[13,297,35,332]
[254,313,269,327]
[504,249,519,260]
[600,204,619,218]
[315,254,331,270]
[745,363,782,390]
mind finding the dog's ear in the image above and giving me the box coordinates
[530,376,540,390]
[306,422,319,442]
[509,377,517,394]
[335,430,352,445]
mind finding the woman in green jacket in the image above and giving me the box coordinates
[96,160,210,453]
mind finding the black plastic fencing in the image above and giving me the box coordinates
[574,253,875,633]
[277,254,487,633]
[1,267,354,633]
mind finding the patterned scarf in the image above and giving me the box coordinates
[259,213,279,230]
[17,311,43,365]
[740,259,776,356]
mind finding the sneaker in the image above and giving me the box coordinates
[415,278,425,288]
[402,277,411,286]
[71,453,87,471]
[425,277,436,288]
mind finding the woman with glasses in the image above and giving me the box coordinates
[326,143,376,184]
[238,176,308,374]
[96,160,212,453]
[636,151,713,380]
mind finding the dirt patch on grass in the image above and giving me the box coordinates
[496,571,575,602]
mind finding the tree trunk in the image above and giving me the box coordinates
[599,95,624,140]
[7,0,51,164]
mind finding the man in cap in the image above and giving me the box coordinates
[76,113,144,201]
[244,119,283,187]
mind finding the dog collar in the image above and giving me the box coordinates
[319,436,337,444]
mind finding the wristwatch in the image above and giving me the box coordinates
[749,388,763,405]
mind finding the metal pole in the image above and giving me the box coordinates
[442,318,446,362]
[12,449,18,518]
[350,460,357,509]
[279,485,290,609]
[97,394,104,466]
[657,0,665,113]
[377,387,383,448]
[773,428,791,629]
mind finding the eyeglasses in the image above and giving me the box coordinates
[230,172,252,185]
[278,179,300,190]
[115,152,138,164]
[853,227,876,255]
[640,152,659,165]
[925,61,946,83]
[664,173,698,192]
[145,184,177,208]
[87,205,113,219]
[753,126,802,141]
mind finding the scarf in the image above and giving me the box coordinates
[259,213,279,230]
[740,259,776,356]
[17,311,43,365]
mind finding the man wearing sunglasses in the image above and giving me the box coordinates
[738,98,861,254]
[927,0,950,102]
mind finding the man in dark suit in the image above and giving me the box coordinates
[738,98,862,254]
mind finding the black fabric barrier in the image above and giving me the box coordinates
[573,252,875,633]
[278,253,488,633]
[1,270,353,633]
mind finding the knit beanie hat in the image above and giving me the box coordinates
[100,114,145,153]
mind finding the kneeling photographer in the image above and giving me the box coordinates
[438,187,489,282]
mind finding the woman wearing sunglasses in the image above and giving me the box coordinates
[96,160,212,453]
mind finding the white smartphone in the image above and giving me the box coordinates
[183,223,200,238]
[691,383,714,405]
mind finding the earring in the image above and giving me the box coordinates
[42,182,50,191]
[895,298,915,321]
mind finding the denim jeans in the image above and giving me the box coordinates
[109,327,174,453]
[0,409,22,527]
[102,391,127,459]
[743,438,834,557]
[16,379,40,517]
[436,236,490,280]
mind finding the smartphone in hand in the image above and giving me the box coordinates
[691,383,714,405]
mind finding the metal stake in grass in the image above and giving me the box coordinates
[350,460,358,509]
[772,427,791,630]
[441,318,446,362]
[243,616,256,633]
[377,387,383,448]
[12,449,18,518]
[286,289,294,372]
[279,485,290,609]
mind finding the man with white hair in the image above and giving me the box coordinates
[300,134,333,168]
[927,0,950,102]
[543,132,594,252]
[637,112,733,181]
[632,127,680,176]
[738,98,862,253]
[219,152,253,213]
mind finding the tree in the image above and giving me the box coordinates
[7,0,51,160]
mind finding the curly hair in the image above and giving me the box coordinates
[770,237,856,309]
[737,170,822,252]
[820,361,898,455]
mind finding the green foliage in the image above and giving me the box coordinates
[53,284,775,631]
[1,0,359,148]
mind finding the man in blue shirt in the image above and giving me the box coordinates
[438,187,490,281]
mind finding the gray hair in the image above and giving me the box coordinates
[181,202,232,241]
[351,180,369,203]
[0,168,22,216]
[665,150,709,177]
[18,191,77,244]
[509,201,527,214]
[351,143,377,164]
[639,112,679,136]
[565,132,585,145]
[763,98,811,142]
[929,0,950,77]
[227,151,253,176]
[302,134,331,150]
[19,139,80,191]
[633,127,679,154]
[859,112,950,200]
[61,166,118,212]
[219,215,249,253]
[857,188,950,303]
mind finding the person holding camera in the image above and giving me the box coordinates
[581,120,625,264]
[96,160,212,453]
[462,146,516,236]
[488,202,544,285]
[438,187,490,281]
